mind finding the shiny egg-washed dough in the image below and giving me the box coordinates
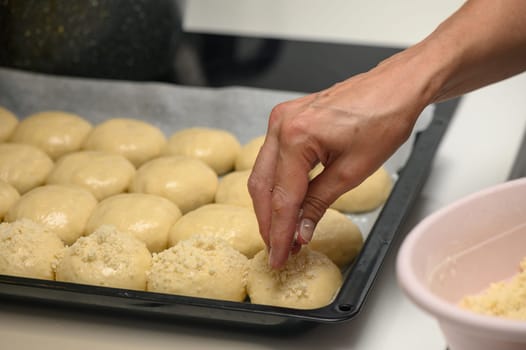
[0,143,54,194]
[168,203,264,258]
[0,219,64,280]
[147,234,248,302]
[164,127,241,175]
[130,155,218,214]
[214,169,252,208]
[6,184,98,245]
[247,248,342,309]
[309,208,363,268]
[0,106,18,142]
[46,150,136,201]
[10,111,93,160]
[234,135,265,171]
[86,193,182,253]
[55,225,152,290]
[83,118,166,167]
[0,180,20,221]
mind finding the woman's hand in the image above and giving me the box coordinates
[248,50,433,268]
[248,0,526,269]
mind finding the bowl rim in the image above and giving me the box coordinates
[396,178,526,339]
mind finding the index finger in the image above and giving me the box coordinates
[248,93,318,249]
[248,134,279,248]
[268,146,312,268]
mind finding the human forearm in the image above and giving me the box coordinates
[406,0,526,104]
[249,0,526,269]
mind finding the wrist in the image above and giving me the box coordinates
[372,38,456,120]
[402,0,526,104]
[399,37,460,106]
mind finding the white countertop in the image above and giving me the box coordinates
[2,2,526,349]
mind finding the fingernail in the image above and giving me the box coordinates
[299,218,315,243]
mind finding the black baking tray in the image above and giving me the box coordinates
[0,96,460,329]
[0,30,460,328]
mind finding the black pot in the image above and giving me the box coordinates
[0,0,182,80]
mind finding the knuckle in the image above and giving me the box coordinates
[329,162,366,189]
[336,167,356,186]
[247,171,268,196]
[337,162,377,189]
[302,194,330,221]
[270,184,300,214]
[270,101,288,115]
[268,102,290,127]
[279,113,310,142]
[270,185,288,212]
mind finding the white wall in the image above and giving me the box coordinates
[183,0,465,47]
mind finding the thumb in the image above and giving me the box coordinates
[296,161,367,244]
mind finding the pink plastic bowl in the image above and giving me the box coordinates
[397,178,526,350]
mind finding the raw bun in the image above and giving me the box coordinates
[83,118,166,167]
[10,111,92,160]
[0,143,54,194]
[6,184,97,245]
[55,225,152,290]
[309,209,363,267]
[86,193,182,253]
[247,248,342,309]
[0,219,64,280]
[0,106,18,142]
[147,234,248,302]
[164,127,241,175]
[332,166,393,212]
[130,155,218,214]
[168,203,264,258]
[310,164,393,213]
[214,170,252,208]
[235,135,265,171]
[47,151,136,201]
[0,180,20,221]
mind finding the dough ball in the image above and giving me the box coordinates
[310,164,393,213]
[168,203,264,258]
[0,143,54,194]
[47,151,136,201]
[332,167,393,213]
[214,170,252,208]
[0,180,20,221]
[10,111,93,160]
[83,118,167,167]
[235,135,265,171]
[86,193,182,253]
[130,156,218,214]
[0,106,18,142]
[55,225,152,290]
[164,127,241,175]
[247,248,342,309]
[308,209,363,267]
[0,219,64,280]
[147,234,248,302]
[6,184,97,245]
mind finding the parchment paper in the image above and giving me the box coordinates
[0,67,434,236]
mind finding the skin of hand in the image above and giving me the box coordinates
[247,51,431,269]
[248,0,526,269]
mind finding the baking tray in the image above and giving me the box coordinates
[0,67,459,329]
